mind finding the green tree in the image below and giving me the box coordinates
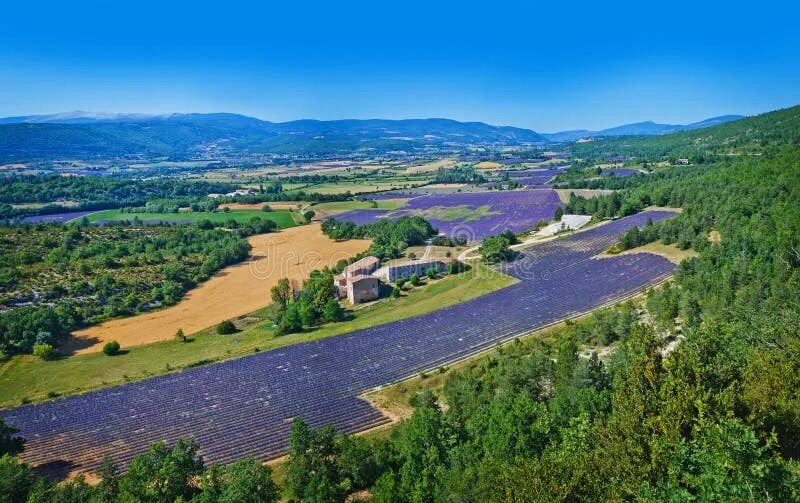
[118,439,204,502]
[0,455,34,503]
[196,458,280,503]
[270,278,293,310]
[478,235,515,263]
[0,418,25,456]
[323,298,344,322]
[32,343,55,360]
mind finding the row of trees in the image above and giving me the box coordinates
[0,175,233,218]
[433,166,486,184]
[322,216,437,259]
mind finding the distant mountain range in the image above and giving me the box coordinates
[0,111,744,163]
[0,113,547,162]
[541,115,744,142]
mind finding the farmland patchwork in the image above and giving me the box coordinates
[3,210,677,473]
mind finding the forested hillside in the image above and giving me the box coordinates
[572,104,800,161]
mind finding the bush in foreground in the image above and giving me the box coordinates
[102,341,120,356]
[216,320,237,335]
[32,343,56,361]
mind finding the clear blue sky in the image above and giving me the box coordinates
[1,0,798,131]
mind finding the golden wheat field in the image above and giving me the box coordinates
[66,224,371,353]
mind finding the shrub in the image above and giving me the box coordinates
[32,343,56,360]
[303,210,315,221]
[391,287,401,298]
[426,268,438,279]
[103,341,120,356]
[395,278,407,289]
[322,298,344,322]
[409,274,421,286]
[261,204,272,212]
[479,235,516,263]
[176,328,186,342]
[216,320,237,335]
[447,260,468,274]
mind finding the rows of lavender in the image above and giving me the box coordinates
[20,211,96,223]
[2,210,677,473]
[603,168,639,176]
[335,190,564,241]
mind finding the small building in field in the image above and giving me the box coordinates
[347,275,381,304]
[335,256,380,299]
[374,259,449,283]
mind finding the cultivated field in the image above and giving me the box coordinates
[298,180,426,195]
[310,198,409,219]
[334,190,563,240]
[555,188,614,203]
[403,158,456,174]
[1,211,678,473]
[217,202,305,211]
[83,208,296,227]
[0,263,513,408]
[66,224,371,353]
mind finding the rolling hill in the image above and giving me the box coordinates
[570,105,800,159]
[543,114,744,142]
[0,113,547,162]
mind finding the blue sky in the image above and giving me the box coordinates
[1,0,798,131]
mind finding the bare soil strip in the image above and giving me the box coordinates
[67,225,370,354]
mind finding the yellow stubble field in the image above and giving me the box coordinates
[66,224,371,354]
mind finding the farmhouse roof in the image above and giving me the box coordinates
[350,274,377,283]
[344,256,379,272]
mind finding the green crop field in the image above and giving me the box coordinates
[311,198,409,214]
[78,208,296,228]
[0,263,516,408]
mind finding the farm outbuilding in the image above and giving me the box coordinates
[347,275,380,304]
[335,256,380,298]
[374,259,449,283]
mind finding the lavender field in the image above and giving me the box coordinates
[604,168,639,176]
[335,189,564,241]
[2,210,677,474]
[20,211,96,223]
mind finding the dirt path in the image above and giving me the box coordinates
[66,224,370,354]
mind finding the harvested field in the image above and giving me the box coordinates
[403,159,456,174]
[475,161,502,169]
[555,188,614,203]
[604,241,698,265]
[66,224,371,354]
[423,183,467,189]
